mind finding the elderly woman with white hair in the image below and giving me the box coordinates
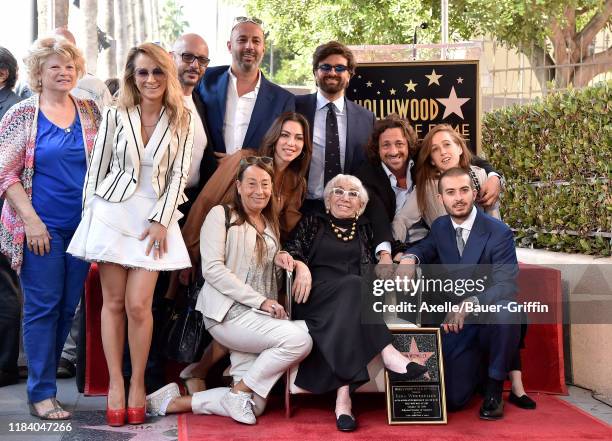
[282,174,427,432]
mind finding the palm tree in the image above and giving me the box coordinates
[82,0,98,75]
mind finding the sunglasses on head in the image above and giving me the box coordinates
[233,16,264,27]
[181,52,210,67]
[317,64,349,73]
[134,68,165,79]
[240,156,273,166]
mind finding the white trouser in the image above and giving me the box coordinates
[205,310,311,399]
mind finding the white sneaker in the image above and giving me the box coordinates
[220,390,256,425]
[146,383,180,416]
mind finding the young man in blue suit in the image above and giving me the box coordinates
[399,167,521,420]
[195,17,294,156]
[296,41,376,214]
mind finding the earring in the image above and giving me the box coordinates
[37,79,42,87]
[326,208,330,215]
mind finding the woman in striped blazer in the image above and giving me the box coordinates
[68,43,194,426]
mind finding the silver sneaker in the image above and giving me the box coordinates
[146,383,180,416]
[220,390,256,425]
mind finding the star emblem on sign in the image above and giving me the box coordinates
[404,79,417,92]
[436,86,471,119]
[401,337,435,379]
[425,69,443,86]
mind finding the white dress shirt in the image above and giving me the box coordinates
[375,160,415,257]
[306,92,348,200]
[223,68,261,154]
[183,95,208,189]
[451,205,478,245]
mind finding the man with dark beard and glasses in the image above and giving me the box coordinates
[296,41,375,215]
[195,17,294,157]
[171,34,217,218]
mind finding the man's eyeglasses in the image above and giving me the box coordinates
[240,156,273,167]
[332,187,360,199]
[233,16,264,28]
[134,68,166,79]
[317,64,349,73]
[181,52,210,67]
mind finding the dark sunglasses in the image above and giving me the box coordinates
[240,156,273,166]
[181,52,210,67]
[134,68,165,79]
[317,64,349,73]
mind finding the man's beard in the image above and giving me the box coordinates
[318,76,347,94]
[445,200,474,220]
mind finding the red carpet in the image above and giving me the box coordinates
[178,394,611,441]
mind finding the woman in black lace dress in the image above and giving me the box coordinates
[283,174,427,432]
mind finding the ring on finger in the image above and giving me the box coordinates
[153,240,161,249]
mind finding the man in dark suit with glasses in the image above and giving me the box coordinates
[296,41,375,215]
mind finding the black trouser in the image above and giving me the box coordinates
[0,202,21,377]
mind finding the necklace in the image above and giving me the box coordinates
[330,218,357,242]
[275,172,285,203]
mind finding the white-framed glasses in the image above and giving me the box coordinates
[332,187,360,199]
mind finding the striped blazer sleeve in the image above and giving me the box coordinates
[148,112,194,228]
[83,106,117,210]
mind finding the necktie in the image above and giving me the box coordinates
[456,227,465,257]
[324,102,341,186]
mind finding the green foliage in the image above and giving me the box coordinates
[246,0,611,85]
[160,0,189,48]
[444,0,607,54]
[245,0,434,85]
[482,80,612,256]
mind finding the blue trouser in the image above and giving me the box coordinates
[441,299,520,410]
[20,227,90,402]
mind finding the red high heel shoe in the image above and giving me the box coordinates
[127,405,146,425]
[106,399,126,427]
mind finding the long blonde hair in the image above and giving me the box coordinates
[118,43,188,129]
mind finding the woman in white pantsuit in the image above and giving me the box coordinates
[145,157,312,425]
[68,43,193,426]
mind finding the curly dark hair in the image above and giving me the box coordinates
[365,114,418,164]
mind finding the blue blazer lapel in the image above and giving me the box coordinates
[243,75,272,148]
[460,210,490,264]
[305,93,317,139]
[216,70,230,136]
[438,216,462,264]
[344,98,357,172]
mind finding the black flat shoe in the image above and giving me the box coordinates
[479,396,504,420]
[509,392,536,409]
[387,362,429,382]
[336,414,357,432]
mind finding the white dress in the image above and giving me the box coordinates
[68,143,191,271]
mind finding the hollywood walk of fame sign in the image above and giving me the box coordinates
[385,327,447,424]
[346,60,481,153]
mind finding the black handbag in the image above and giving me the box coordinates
[163,205,230,363]
[163,278,210,363]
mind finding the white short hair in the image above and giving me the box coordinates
[323,174,369,216]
